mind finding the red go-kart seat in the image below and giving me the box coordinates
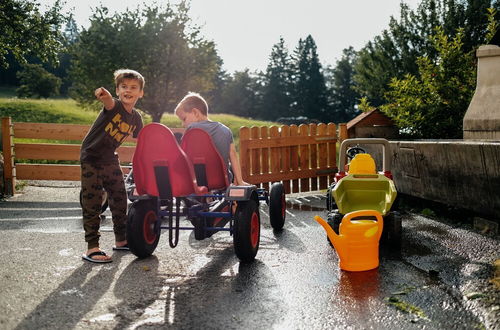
[180,128,230,191]
[133,123,207,197]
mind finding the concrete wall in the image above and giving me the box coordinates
[389,140,500,219]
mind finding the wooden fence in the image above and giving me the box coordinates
[1,117,347,195]
[240,123,347,194]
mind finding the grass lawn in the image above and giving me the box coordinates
[0,90,278,147]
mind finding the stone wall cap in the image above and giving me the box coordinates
[390,139,500,145]
[477,44,500,58]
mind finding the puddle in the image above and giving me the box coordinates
[286,201,326,211]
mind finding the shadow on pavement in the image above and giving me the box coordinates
[14,254,124,329]
[130,247,287,328]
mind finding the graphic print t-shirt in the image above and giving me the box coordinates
[80,99,143,164]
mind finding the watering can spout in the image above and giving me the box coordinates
[314,215,344,251]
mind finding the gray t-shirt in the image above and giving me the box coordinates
[187,120,234,180]
[80,99,143,164]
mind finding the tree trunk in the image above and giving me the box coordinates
[151,112,163,123]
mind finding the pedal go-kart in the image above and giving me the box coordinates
[125,123,286,262]
[325,138,402,247]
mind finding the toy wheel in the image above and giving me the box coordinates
[127,199,161,258]
[269,182,286,230]
[80,189,108,214]
[382,211,402,248]
[326,183,337,211]
[346,146,366,160]
[233,200,260,262]
[327,211,343,245]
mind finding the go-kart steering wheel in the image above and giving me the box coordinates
[346,146,366,160]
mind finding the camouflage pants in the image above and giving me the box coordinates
[81,162,127,249]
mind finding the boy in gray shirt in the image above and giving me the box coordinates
[174,92,248,186]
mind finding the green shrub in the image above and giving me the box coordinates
[16,64,61,98]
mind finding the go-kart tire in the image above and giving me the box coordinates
[127,199,160,258]
[269,182,286,230]
[233,200,260,262]
[382,211,402,248]
[79,189,109,214]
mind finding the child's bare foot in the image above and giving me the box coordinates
[113,240,130,251]
[82,247,112,263]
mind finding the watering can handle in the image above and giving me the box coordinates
[343,210,383,225]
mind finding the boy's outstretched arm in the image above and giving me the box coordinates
[94,87,115,110]
[229,143,250,186]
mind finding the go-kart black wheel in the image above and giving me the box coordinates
[382,211,402,248]
[233,200,260,262]
[127,199,161,258]
[269,182,286,230]
[79,189,109,214]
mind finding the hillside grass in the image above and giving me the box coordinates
[0,92,277,148]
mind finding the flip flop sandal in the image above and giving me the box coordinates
[82,251,112,263]
[112,244,129,251]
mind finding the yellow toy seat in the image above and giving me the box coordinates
[348,153,376,174]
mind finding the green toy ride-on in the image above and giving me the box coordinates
[326,138,402,247]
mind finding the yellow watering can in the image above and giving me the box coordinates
[314,210,383,272]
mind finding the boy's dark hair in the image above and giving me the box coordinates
[114,69,145,90]
[176,92,208,116]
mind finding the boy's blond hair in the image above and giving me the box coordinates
[114,69,145,90]
[175,92,208,116]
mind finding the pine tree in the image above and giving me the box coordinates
[326,47,361,123]
[260,37,293,120]
[292,35,330,122]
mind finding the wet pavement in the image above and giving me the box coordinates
[0,182,499,329]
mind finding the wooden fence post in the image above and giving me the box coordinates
[280,125,291,194]
[327,123,337,183]
[309,123,318,191]
[338,123,348,145]
[251,126,261,187]
[317,123,328,190]
[269,126,280,187]
[260,126,270,191]
[289,125,299,193]
[1,117,15,195]
[299,124,310,193]
[239,127,251,183]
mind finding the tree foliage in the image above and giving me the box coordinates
[0,0,66,68]
[326,47,361,122]
[354,0,500,106]
[16,63,61,98]
[381,27,476,138]
[216,69,262,118]
[69,2,222,122]
[292,35,330,122]
[260,37,293,120]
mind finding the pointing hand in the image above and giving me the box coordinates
[95,87,112,101]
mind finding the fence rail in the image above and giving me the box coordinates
[1,117,346,195]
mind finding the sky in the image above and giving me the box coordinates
[38,0,421,73]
